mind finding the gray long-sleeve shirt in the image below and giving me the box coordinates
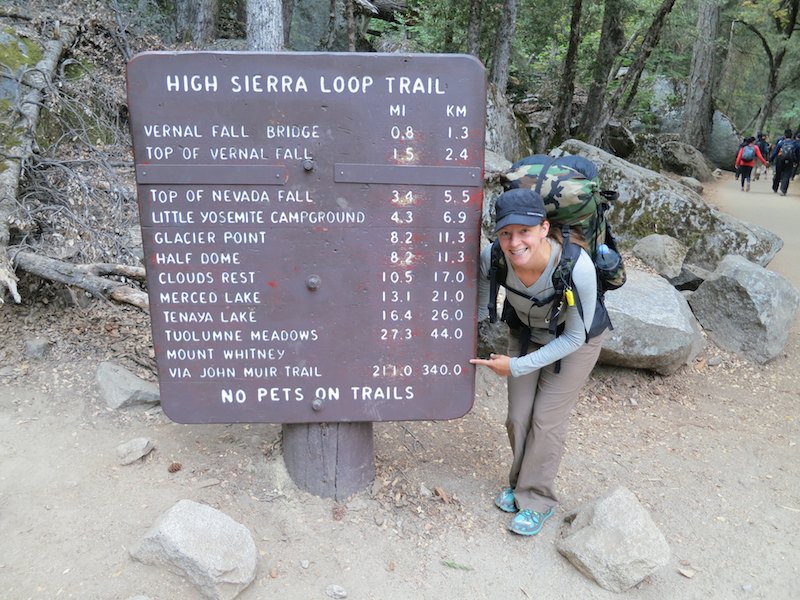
[477,238,598,377]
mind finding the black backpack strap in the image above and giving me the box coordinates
[533,156,558,198]
[487,239,503,323]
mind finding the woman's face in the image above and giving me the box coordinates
[497,221,550,268]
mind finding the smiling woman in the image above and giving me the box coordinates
[471,188,607,537]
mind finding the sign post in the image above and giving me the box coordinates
[127,52,486,498]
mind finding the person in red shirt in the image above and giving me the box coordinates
[735,136,769,192]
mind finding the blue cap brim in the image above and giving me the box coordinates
[495,213,544,233]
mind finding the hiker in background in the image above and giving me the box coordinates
[470,188,607,538]
[734,137,747,181]
[755,133,770,180]
[735,136,768,192]
[789,129,800,181]
[770,129,798,196]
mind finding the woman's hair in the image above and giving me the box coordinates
[546,221,590,251]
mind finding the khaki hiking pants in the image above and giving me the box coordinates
[505,333,604,513]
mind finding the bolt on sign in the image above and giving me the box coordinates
[126,52,486,424]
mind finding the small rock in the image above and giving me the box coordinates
[419,484,433,498]
[678,567,696,578]
[116,437,154,465]
[742,583,754,593]
[24,338,51,358]
[300,559,310,569]
[326,584,347,599]
[707,355,724,367]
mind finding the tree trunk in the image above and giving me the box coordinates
[579,0,624,135]
[0,27,78,303]
[681,0,721,149]
[248,0,284,50]
[283,0,295,46]
[175,0,218,44]
[489,0,518,92]
[549,0,583,147]
[467,0,482,57]
[587,0,677,146]
[739,0,800,135]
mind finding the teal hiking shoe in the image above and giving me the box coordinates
[508,507,555,536]
[494,487,517,513]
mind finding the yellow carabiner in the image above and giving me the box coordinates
[565,287,575,307]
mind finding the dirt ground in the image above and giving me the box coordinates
[1,173,798,600]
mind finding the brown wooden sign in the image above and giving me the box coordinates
[127,52,486,424]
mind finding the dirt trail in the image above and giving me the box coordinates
[0,172,798,600]
[704,169,800,288]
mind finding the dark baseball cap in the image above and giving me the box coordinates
[494,188,547,233]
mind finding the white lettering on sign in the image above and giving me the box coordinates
[211,189,271,203]
[163,310,213,323]
[165,329,243,342]
[143,124,203,138]
[199,210,264,224]
[222,348,286,360]
[269,211,366,225]
[200,252,241,265]
[220,272,256,284]
[276,190,312,202]
[220,310,256,323]
[223,291,261,303]
[243,366,278,377]
[211,124,250,138]
[155,252,192,265]
[209,147,269,160]
[151,210,194,224]
[159,291,218,304]
[158,271,214,285]
[284,365,321,377]
[384,76,445,94]
[350,386,415,400]
[274,147,312,160]
[166,74,219,92]
[153,231,216,245]
[257,387,304,402]
[201,367,236,378]
[265,124,320,139]
[222,231,268,244]
[230,74,309,93]
[166,348,213,360]
[249,329,319,342]
[319,75,374,94]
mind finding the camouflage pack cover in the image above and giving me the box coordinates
[500,154,606,252]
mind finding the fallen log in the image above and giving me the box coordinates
[12,250,148,309]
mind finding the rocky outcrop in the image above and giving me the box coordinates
[600,270,704,375]
[704,110,741,170]
[688,255,800,363]
[557,139,783,271]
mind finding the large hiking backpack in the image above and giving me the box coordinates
[487,155,626,347]
[500,154,626,291]
[777,139,798,166]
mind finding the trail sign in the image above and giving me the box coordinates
[127,52,486,424]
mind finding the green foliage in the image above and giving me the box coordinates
[0,25,43,70]
[1,27,43,164]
